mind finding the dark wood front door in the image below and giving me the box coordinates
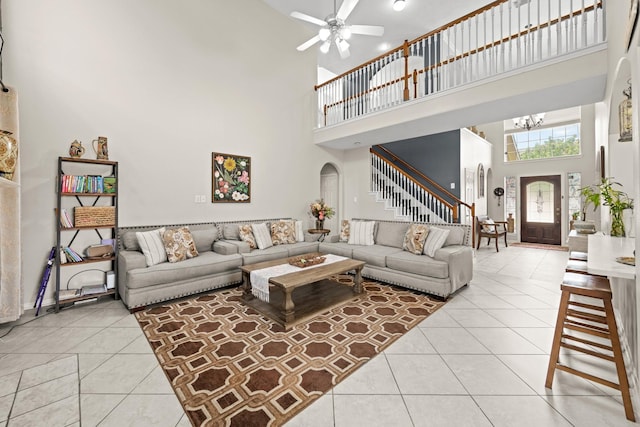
[520,175,561,245]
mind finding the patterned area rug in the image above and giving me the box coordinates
[510,242,569,251]
[135,276,445,426]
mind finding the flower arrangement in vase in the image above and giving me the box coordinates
[310,199,335,230]
[580,177,634,237]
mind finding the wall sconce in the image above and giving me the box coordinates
[619,79,632,142]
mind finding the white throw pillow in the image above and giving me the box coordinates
[295,220,304,242]
[423,227,450,257]
[251,223,274,250]
[348,221,375,246]
[136,227,167,267]
[482,218,495,232]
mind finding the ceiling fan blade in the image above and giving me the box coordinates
[336,0,359,21]
[296,34,322,51]
[349,25,384,37]
[290,11,327,27]
[336,39,351,59]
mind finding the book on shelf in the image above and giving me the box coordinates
[80,283,107,296]
[61,174,108,194]
[103,176,116,193]
[59,208,74,228]
[60,246,83,263]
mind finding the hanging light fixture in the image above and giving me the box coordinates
[393,0,406,11]
[618,79,632,142]
[513,113,545,131]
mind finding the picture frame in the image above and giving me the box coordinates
[211,153,251,203]
[625,0,639,52]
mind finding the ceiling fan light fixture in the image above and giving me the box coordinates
[319,40,331,54]
[393,0,406,12]
[318,27,331,41]
[340,27,352,40]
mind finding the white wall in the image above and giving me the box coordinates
[4,0,343,308]
[460,128,492,220]
[479,105,598,239]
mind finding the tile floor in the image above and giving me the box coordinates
[0,245,636,426]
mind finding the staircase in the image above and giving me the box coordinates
[370,146,474,225]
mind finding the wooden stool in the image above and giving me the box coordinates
[569,251,588,261]
[546,272,635,421]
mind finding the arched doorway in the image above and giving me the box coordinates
[320,163,339,235]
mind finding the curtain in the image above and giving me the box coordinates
[0,87,22,323]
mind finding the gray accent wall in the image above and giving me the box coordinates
[381,130,461,198]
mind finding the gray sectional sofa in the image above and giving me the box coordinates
[117,218,473,310]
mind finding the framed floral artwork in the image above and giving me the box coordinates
[211,153,251,203]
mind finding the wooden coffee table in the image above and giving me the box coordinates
[239,253,365,330]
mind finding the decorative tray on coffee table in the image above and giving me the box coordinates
[288,255,326,268]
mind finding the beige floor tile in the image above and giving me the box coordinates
[80,394,127,427]
[422,327,490,354]
[11,373,78,417]
[68,308,130,328]
[118,335,153,354]
[386,354,466,394]
[81,354,157,394]
[8,394,79,427]
[417,309,460,328]
[98,394,184,427]
[0,394,13,423]
[19,355,77,390]
[283,393,333,427]
[445,309,506,327]
[78,353,113,379]
[483,309,550,328]
[67,327,141,354]
[474,395,572,427]
[404,395,492,427]
[382,327,436,354]
[131,367,174,394]
[543,395,637,426]
[17,327,103,353]
[467,327,545,355]
[333,354,399,395]
[0,372,20,397]
[333,394,412,427]
[0,354,58,378]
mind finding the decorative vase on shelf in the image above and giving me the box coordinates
[315,219,324,230]
[0,129,17,181]
[610,209,626,237]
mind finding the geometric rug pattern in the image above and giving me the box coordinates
[135,276,445,426]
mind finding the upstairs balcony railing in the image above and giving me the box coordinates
[315,0,605,128]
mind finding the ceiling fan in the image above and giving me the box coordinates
[291,0,384,59]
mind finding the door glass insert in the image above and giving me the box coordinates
[567,172,581,219]
[526,181,554,223]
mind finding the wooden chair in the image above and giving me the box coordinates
[475,215,508,252]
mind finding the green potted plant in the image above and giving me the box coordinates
[579,177,634,237]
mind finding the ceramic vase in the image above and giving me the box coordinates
[0,130,17,181]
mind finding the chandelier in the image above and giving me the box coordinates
[513,113,545,130]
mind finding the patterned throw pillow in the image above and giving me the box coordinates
[423,227,451,257]
[339,220,350,242]
[238,224,257,249]
[136,227,167,267]
[162,227,199,263]
[251,223,273,250]
[348,221,375,246]
[402,224,430,255]
[482,218,495,232]
[271,220,297,245]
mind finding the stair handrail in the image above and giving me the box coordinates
[371,146,475,222]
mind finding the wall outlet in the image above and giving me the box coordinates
[450,183,455,189]
[194,195,206,203]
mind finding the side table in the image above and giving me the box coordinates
[308,228,330,242]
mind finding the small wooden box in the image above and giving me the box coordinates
[74,206,115,227]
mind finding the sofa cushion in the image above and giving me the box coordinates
[444,227,465,246]
[190,227,218,253]
[238,224,257,249]
[271,220,296,245]
[241,245,289,265]
[339,220,350,242]
[386,251,449,279]
[286,242,321,257]
[352,245,402,268]
[348,221,375,246]
[136,228,167,267]
[423,227,450,257]
[126,252,242,289]
[402,223,430,255]
[375,222,410,248]
[295,220,305,242]
[252,223,273,249]
[122,231,141,251]
[319,242,354,258]
[162,227,198,263]
[223,223,241,240]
